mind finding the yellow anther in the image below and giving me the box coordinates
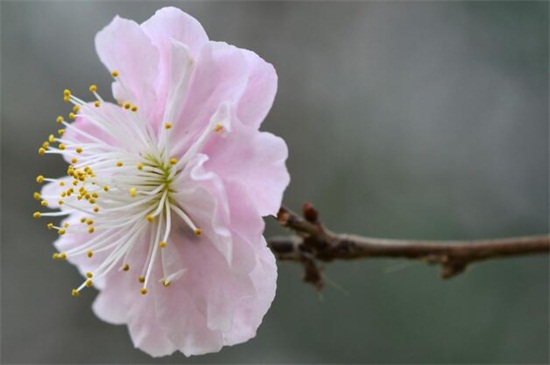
[48,134,56,143]
[89,85,97,92]
[164,122,173,129]
[58,143,66,150]
[73,105,80,112]
[38,147,46,155]
[80,217,87,223]
[85,279,93,287]
[64,96,70,103]
[58,229,66,235]
[131,106,138,112]
[87,250,94,258]
[111,70,119,77]
[64,222,69,228]
[40,200,48,207]
[59,181,65,187]
[63,89,71,96]
[169,158,178,165]
[159,241,166,248]
[71,158,78,164]
[123,102,131,110]
[88,227,95,234]
[47,223,54,230]
[33,192,41,200]
[137,163,144,170]
[103,186,109,192]
[146,215,154,222]
[116,161,123,167]
[214,123,224,132]
[194,228,203,236]
[56,116,64,124]
[36,175,45,183]
[91,193,99,198]
[68,113,76,120]
[94,101,101,108]
[93,206,99,213]
[86,219,94,225]
[60,252,67,260]
[89,198,96,204]
[58,200,64,205]
[138,276,145,283]
[33,212,41,219]
[42,141,50,148]
[71,289,80,297]
[58,129,65,136]
[140,288,148,295]
[122,264,130,271]
[52,253,60,260]
[129,187,137,197]
[75,147,83,153]
[72,180,78,187]
[162,279,171,287]
[86,272,93,278]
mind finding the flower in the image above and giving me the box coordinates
[34,7,289,357]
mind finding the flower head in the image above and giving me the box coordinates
[34,7,289,357]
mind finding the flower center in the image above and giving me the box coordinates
[33,73,228,297]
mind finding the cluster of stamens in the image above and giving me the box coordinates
[34,70,226,297]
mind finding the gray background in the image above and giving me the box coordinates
[1,1,548,363]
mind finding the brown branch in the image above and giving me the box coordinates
[268,204,550,289]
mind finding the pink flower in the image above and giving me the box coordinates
[34,7,289,357]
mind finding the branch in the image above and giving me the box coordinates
[268,204,550,289]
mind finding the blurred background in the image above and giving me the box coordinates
[1,1,548,363]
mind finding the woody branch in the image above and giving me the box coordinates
[267,204,550,289]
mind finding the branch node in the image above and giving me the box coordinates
[269,204,550,289]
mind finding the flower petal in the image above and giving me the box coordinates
[172,153,233,264]
[92,257,178,357]
[237,49,278,129]
[150,183,273,356]
[169,41,249,157]
[95,16,159,118]
[158,40,195,132]
[205,117,290,216]
[223,237,277,345]
[141,6,208,58]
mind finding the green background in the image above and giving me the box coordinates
[1,1,548,363]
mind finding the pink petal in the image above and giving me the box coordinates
[223,237,277,345]
[219,181,278,344]
[237,49,278,129]
[155,40,195,133]
[141,6,208,129]
[172,153,233,264]
[205,117,290,216]
[152,183,274,355]
[141,6,208,58]
[93,256,178,357]
[168,41,249,157]
[95,16,159,119]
